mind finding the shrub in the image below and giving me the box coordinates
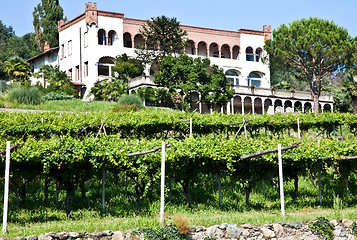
[173,215,190,234]
[137,225,187,240]
[309,217,334,240]
[8,87,42,105]
[112,104,140,112]
[117,94,144,109]
[42,92,75,101]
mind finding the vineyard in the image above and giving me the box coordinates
[2,110,357,226]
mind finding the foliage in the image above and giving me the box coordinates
[351,221,357,236]
[112,54,144,82]
[154,55,233,111]
[42,92,75,101]
[117,94,144,109]
[3,57,31,84]
[112,104,141,112]
[35,64,77,97]
[309,217,334,240]
[135,15,187,68]
[138,225,187,240]
[90,78,127,101]
[8,87,42,105]
[265,17,357,114]
[33,0,64,51]
[135,87,174,108]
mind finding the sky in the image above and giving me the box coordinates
[1,0,357,38]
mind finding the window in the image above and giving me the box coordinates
[68,40,72,56]
[248,72,262,87]
[98,29,106,45]
[84,32,88,48]
[68,69,72,80]
[246,47,254,61]
[75,65,79,81]
[98,57,115,76]
[225,70,239,86]
[108,30,116,46]
[256,48,262,62]
[84,61,88,77]
[61,44,65,58]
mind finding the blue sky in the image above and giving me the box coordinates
[1,0,357,38]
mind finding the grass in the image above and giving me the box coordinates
[2,173,357,239]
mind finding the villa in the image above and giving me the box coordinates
[27,2,333,114]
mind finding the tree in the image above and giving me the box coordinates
[33,0,64,51]
[154,54,233,111]
[3,57,31,84]
[112,54,143,82]
[90,78,127,101]
[135,15,187,69]
[265,18,357,114]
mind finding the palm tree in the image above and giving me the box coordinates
[4,57,31,84]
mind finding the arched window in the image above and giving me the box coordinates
[248,72,262,87]
[221,44,231,59]
[225,70,240,86]
[98,57,115,76]
[134,34,144,48]
[108,30,116,46]
[232,45,240,60]
[185,40,195,55]
[198,41,207,56]
[123,33,132,48]
[209,43,219,57]
[246,47,254,61]
[98,29,106,45]
[255,48,262,62]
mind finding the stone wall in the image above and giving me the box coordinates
[6,219,355,240]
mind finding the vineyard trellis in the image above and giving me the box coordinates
[1,111,357,216]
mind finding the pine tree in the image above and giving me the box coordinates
[33,0,64,52]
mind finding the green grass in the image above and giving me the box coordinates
[2,173,357,239]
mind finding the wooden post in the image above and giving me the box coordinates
[218,175,222,206]
[278,144,285,219]
[160,142,166,225]
[2,141,10,234]
[190,118,192,137]
[244,119,247,139]
[297,118,300,140]
[318,138,322,205]
[102,167,106,213]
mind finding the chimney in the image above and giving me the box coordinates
[264,25,272,41]
[44,41,50,52]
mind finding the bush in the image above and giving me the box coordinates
[112,104,140,112]
[117,94,144,109]
[137,225,187,240]
[8,87,42,105]
[42,92,75,101]
[309,217,334,240]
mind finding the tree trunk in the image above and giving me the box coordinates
[181,180,192,208]
[65,187,74,217]
[80,182,86,206]
[293,175,299,203]
[44,179,49,202]
[313,93,319,114]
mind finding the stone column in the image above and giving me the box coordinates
[195,47,198,56]
[252,100,255,115]
[226,102,231,115]
[241,100,245,115]
[231,98,235,114]
[262,102,265,115]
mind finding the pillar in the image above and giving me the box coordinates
[226,102,231,115]
[262,102,265,115]
[241,100,245,115]
[231,98,234,114]
[252,101,255,115]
